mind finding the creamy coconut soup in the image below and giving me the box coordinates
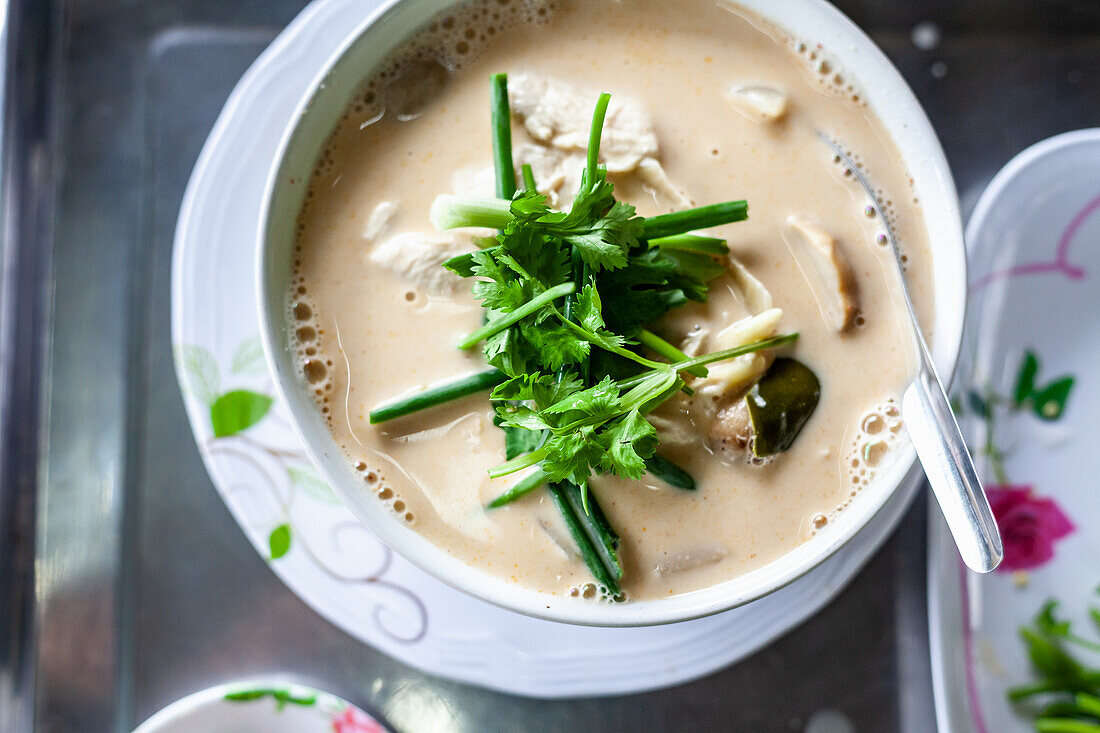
[288,0,934,601]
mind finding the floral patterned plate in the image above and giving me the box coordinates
[171,0,926,697]
[929,129,1100,731]
[132,679,387,733]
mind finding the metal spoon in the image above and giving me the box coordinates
[817,131,1003,573]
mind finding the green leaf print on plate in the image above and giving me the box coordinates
[211,390,273,437]
[268,523,291,560]
[225,686,317,710]
[288,465,340,504]
[1013,349,1075,421]
[176,344,221,407]
[231,335,269,376]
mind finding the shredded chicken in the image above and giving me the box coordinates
[783,214,860,332]
[513,143,586,208]
[694,308,784,458]
[725,85,789,123]
[697,354,769,402]
[713,307,783,350]
[727,256,773,314]
[646,413,699,448]
[362,201,398,242]
[451,165,497,197]
[678,328,708,358]
[368,231,477,294]
[509,73,659,172]
[635,158,692,208]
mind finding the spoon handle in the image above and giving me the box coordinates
[902,354,1003,573]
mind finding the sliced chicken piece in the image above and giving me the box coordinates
[509,73,659,172]
[725,85,789,123]
[727,256,773,314]
[368,231,477,295]
[783,214,860,332]
[363,201,398,242]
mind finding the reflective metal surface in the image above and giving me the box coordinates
[5,0,1099,730]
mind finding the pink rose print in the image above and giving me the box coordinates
[332,705,384,733]
[986,485,1074,571]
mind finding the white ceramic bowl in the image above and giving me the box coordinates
[257,0,966,626]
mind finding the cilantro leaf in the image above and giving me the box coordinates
[544,377,621,422]
[574,283,607,334]
[520,323,590,369]
[598,409,658,479]
[503,425,543,461]
[472,279,530,312]
[541,428,604,485]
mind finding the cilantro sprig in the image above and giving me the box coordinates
[369,74,798,596]
[1009,591,1100,732]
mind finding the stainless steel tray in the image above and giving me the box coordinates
[2,0,1098,730]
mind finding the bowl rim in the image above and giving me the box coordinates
[256,0,967,627]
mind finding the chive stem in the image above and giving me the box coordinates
[637,329,708,378]
[674,333,798,372]
[521,163,537,192]
[561,482,623,580]
[1035,719,1100,733]
[430,194,514,231]
[1076,693,1100,718]
[369,368,506,424]
[649,233,730,255]
[644,454,696,490]
[459,282,575,350]
[554,313,664,369]
[642,200,748,240]
[549,483,620,594]
[490,73,516,200]
[585,93,612,183]
[488,446,550,479]
[1007,680,1066,702]
[487,467,547,508]
[613,333,798,393]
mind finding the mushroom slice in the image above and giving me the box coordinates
[783,214,860,332]
[706,398,754,460]
[726,85,789,123]
[655,546,727,576]
[727,256,773,314]
[369,232,477,295]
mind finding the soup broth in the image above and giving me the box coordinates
[288,0,934,600]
